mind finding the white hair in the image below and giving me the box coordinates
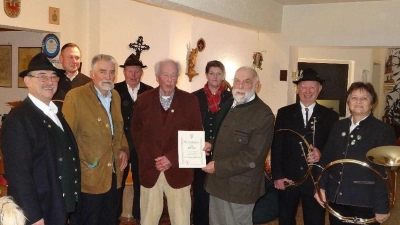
[154,59,181,77]
[0,196,26,225]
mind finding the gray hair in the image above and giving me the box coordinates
[235,66,259,83]
[154,59,181,77]
[91,54,117,70]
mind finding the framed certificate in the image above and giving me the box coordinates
[178,131,206,168]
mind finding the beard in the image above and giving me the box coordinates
[233,87,255,104]
[99,80,114,91]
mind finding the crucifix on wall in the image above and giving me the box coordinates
[129,36,150,58]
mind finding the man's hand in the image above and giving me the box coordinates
[375,213,390,223]
[155,156,172,172]
[119,151,128,171]
[307,144,321,163]
[314,188,326,208]
[202,161,215,174]
[32,219,45,225]
[203,142,212,156]
[274,178,293,190]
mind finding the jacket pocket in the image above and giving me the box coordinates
[353,180,375,184]
[233,130,250,145]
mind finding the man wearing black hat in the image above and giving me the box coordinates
[114,53,152,223]
[1,53,80,225]
[271,68,338,225]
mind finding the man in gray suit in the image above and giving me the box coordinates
[203,66,275,225]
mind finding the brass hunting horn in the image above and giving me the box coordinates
[265,127,317,188]
[315,146,400,224]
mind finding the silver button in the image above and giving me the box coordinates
[73,157,75,161]
[339,192,342,195]
[59,176,62,179]
[300,167,303,170]
[63,193,65,197]
[74,192,77,195]
[75,180,77,183]
[75,169,77,171]
[59,158,63,162]
[69,147,72,150]
[338,181,341,184]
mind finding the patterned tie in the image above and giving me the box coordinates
[305,108,309,128]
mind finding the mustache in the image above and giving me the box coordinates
[43,85,56,89]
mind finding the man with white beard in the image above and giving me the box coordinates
[63,54,129,225]
[203,66,275,225]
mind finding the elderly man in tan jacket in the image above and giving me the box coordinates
[63,54,129,225]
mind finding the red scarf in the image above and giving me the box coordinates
[204,83,224,113]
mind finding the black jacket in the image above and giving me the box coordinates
[1,98,81,225]
[271,103,339,181]
[319,114,396,213]
[114,81,153,152]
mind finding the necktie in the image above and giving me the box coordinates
[305,108,309,128]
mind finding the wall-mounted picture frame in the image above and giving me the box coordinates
[18,47,42,88]
[0,45,12,88]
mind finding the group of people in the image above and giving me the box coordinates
[0,41,395,225]
[271,68,395,225]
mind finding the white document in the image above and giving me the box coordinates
[178,130,206,168]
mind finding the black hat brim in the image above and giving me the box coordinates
[293,78,325,85]
[19,65,65,78]
[119,64,147,68]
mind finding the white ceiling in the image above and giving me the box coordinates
[274,0,388,5]
[133,0,391,32]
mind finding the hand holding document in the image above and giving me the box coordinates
[178,131,206,168]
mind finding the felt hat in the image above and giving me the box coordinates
[119,54,147,68]
[19,53,65,78]
[293,68,325,84]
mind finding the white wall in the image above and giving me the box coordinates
[0,31,47,115]
[279,0,400,117]
[1,0,400,116]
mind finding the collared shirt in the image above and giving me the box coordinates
[232,93,256,108]
[66,71,79,81]
[350,115,368,133]
[94,86,114,135]
[300,102,316,126]
[159,90,174,110]
[28,93,64,131]
[127,83,141,101]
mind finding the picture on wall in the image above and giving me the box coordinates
[0,45,12,88]
[18,47,42,88]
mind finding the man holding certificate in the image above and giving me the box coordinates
[203,66,275,225]
[131,59,203,225]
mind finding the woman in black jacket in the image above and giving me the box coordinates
[315,82,396,224]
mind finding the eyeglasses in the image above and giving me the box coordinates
[28,75,60,82]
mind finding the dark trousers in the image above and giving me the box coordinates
[80,173,121,225]
[277,178,325,225]
[120,150,141,219]
[192,168,209,225]
[329,202,379,225]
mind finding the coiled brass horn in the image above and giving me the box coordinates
[315,145,400,224]
[265,129,314,187]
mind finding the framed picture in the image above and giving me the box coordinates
[0,45,12,87]
[18,47,42,88]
